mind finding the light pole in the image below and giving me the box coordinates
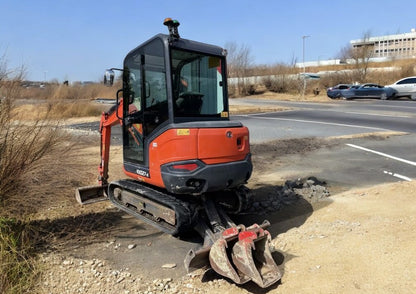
[302,35,310,73]
[301,35,310,98]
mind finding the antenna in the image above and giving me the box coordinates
[163,18,180,40]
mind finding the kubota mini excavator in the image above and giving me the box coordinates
[76,18,281,288]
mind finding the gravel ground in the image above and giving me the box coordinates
[36,180,416,294]
[38,252,249,294]
[36,178,331,294]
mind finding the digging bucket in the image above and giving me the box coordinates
[209,235,251,285]
[231,228,281,288]
[208,224,281,288]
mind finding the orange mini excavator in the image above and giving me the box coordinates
[76,18,281,288]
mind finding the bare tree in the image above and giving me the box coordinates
[0,52,9,86]
[224,41,253,96]
[0,52,27,101]
[337,43,352,64]
[348,30,374,82]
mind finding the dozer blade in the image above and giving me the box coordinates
[231,228,282,288]
[75,185,108,205]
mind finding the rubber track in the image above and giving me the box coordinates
[108,179,198,236]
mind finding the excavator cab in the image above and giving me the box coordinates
[76,18,281,288]
[121,35,228,167]
[117,21,252,196]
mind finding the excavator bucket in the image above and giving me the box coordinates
[188,223,281,288]
[75,185,108,205]
[231,228,281,288]
[209,234,250,285]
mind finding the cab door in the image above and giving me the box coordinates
[123,67,145,166]
[122,38,169,179]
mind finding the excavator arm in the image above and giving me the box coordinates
[97,99,124,186]
[75,97,123,204]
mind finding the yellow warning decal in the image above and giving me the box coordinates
[177,129,190,136]
[221,111,229,118]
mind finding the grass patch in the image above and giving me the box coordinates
[17,82,120,101]
[48,101,103,118]
[0,218,38,294]
[12,101,103,120]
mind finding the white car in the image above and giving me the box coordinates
[386,76,416,100]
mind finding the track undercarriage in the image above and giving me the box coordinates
[76,181,281,288]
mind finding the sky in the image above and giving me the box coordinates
[1,0,416,82]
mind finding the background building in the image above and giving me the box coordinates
[351,29,416,59]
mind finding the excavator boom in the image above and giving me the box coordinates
[76,98,123,204]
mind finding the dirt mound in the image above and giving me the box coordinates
[246,177,330,214]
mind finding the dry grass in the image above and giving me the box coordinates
[241,91,331,102]
[18,82,121,101]
[0,218,38,294]
[8,82,117,120]
[0,95,75,293]
[11,101,103,120]
[0,102,70,204]
[229,105,290,114]
[0,93,105,292]
[45,101,103,118]
[0,61,112,293]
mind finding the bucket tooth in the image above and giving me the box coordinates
[232,230,281,288]
[209,238,250,284]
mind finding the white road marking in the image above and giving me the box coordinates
[383,171,412,181]
[344,111,411,118]
[245,115,390,131]
[346,143,416,167]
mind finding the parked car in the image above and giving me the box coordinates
[339,83,396,100]
[327,84,352,99]
[385,76,416,100]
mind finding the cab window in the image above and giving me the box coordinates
[171,48,227,119]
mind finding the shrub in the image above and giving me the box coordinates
[0,97,66,205]
[262,75,299,94]
[0,57,73,293]
[0,93,69,294]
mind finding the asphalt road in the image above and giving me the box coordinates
[70,98,416,189]
[232,98,416,142]
[231,98,416,189]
